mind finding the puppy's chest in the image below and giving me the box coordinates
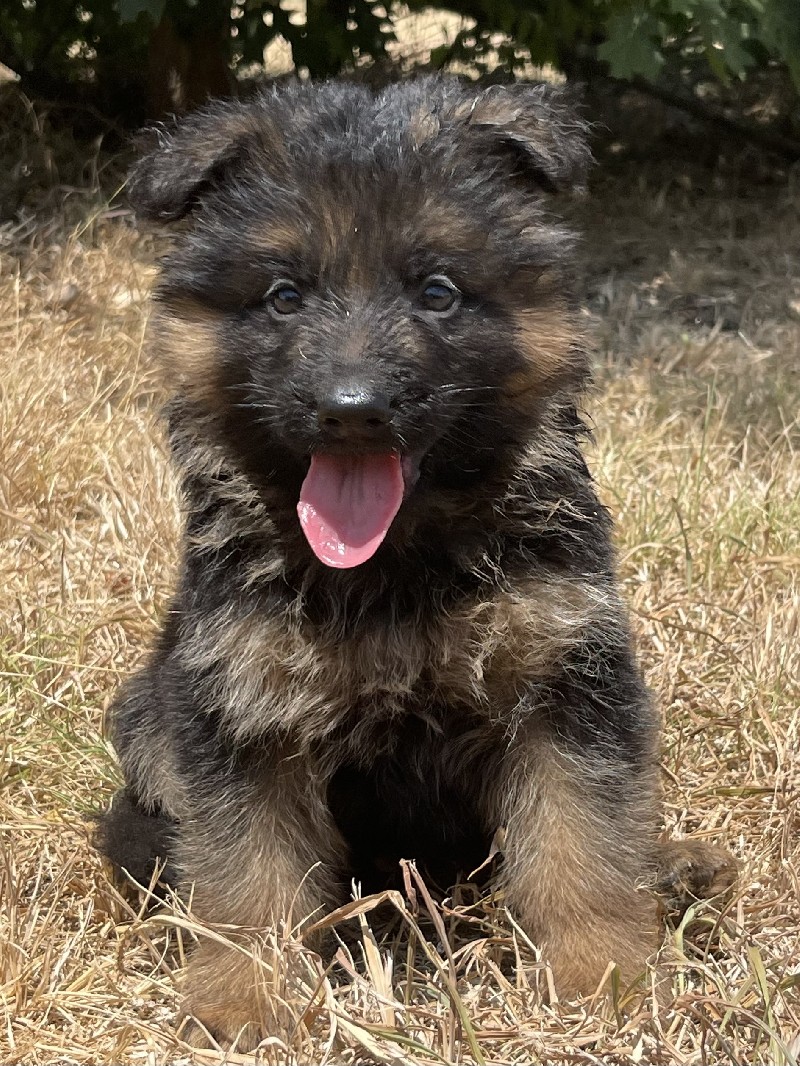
[184,577,599,742]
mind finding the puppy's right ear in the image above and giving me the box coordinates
[128,101,264,223]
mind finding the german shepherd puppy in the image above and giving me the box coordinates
[98,78,735,1046]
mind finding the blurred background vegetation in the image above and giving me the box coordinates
[1,0,798,131]
[1,0,799,221]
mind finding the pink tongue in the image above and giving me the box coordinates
[297,453,404,568]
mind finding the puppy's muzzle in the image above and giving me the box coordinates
[317,385,393,445]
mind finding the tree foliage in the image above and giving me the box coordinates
[0,0,798,125]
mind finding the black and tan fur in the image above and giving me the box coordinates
[98,78,736,1046]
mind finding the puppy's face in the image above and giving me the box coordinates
[133,80,590,568]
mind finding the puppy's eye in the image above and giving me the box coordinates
[418,276,460,313]
[267,281,302,315]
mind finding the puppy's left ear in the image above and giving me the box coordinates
[127,100,268,223]
[466,83,591,194]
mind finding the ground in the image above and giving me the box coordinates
[1,90,799,1064]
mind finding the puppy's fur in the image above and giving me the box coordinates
[98,78,735,1045]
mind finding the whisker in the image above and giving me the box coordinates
[232,401,281,411]
[435,383,500,395]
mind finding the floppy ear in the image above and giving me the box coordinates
[466,83,591,194]
[127,100,267,223]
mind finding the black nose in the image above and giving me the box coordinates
[317,386,392,439]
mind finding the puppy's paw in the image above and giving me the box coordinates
[179,938,303,1053]
[178,1008,266,1054]
[654,839,738,917]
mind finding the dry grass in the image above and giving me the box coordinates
[1,97,799,1064]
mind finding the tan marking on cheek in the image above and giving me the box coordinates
[508,303,583,397]
[152,301,224,408]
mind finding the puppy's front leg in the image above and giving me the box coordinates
[492,647,662,998]
[178,754,344,1050]
[497,738,660,997]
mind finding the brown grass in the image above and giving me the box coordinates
[1,97,799,1064]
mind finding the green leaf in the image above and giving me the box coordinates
[666,0,699,16]
[701,10,754,79]
[760,0,800,88]
[598,9,666,80]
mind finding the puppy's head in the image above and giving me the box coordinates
[132,79,590,569]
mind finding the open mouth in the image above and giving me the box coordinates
[297,452,420,568]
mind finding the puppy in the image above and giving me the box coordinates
[98,78,735,1045]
